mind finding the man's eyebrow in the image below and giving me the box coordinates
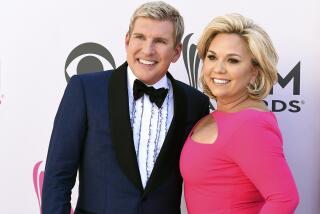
[154,37,169,42]
[132,33,144,36]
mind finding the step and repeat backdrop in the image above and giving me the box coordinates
[0,0,319,213]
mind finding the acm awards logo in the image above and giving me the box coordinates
[182,33,303,113]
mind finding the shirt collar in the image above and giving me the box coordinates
[127,66,169,96]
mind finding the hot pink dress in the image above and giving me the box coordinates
[180,109,299,214]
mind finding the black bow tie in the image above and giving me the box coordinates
[133,79,168,108]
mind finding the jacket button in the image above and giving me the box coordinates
[141,196,147,202]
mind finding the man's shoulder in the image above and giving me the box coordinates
[67,70,114,92]
[76,70,113,80]
[174,79,207,99]
[73,70,113,85]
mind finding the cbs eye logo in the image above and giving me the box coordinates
[64,42,116,82]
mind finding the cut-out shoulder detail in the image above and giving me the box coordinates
[189,114,219,145]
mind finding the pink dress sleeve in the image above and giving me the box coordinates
[227,115,299,214]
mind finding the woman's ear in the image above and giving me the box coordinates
[250,67,259,84]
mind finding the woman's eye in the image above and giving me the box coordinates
[207,55,216,60]
[228,58,239,64]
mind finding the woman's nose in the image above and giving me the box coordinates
[213,61,226,74]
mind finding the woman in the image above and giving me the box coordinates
[180,14,299,214]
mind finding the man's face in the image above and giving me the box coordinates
[125,17,182,85]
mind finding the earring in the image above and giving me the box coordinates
[248,81,258,92]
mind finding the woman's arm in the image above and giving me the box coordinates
[228,115,299,214]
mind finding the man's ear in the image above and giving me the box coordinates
[171,43,182,63]
[125,32,130,51]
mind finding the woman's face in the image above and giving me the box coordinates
[202,33,257,102]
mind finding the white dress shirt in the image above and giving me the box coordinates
[127,67,174,188]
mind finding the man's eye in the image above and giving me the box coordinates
[155,39,167,44]
[133,35,144,40]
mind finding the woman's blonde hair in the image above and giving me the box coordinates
[198,13,278,100]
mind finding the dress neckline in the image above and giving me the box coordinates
[213,108,272,115]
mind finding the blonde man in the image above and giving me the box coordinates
[42,2,209,214]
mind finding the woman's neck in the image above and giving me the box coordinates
[216,93,252,112]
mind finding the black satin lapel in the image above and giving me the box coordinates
[108,62,143,192]
[143,72,187,197]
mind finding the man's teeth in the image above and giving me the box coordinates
[213,78,230,84]
[139,59,156,65]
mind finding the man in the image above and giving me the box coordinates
[42,1,209,214]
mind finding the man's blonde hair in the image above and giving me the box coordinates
[128,1,184,46]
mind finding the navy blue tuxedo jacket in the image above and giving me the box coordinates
[42,62,209,214]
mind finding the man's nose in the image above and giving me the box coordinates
[142,41,155,55]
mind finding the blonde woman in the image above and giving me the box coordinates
[180,14,299,214]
